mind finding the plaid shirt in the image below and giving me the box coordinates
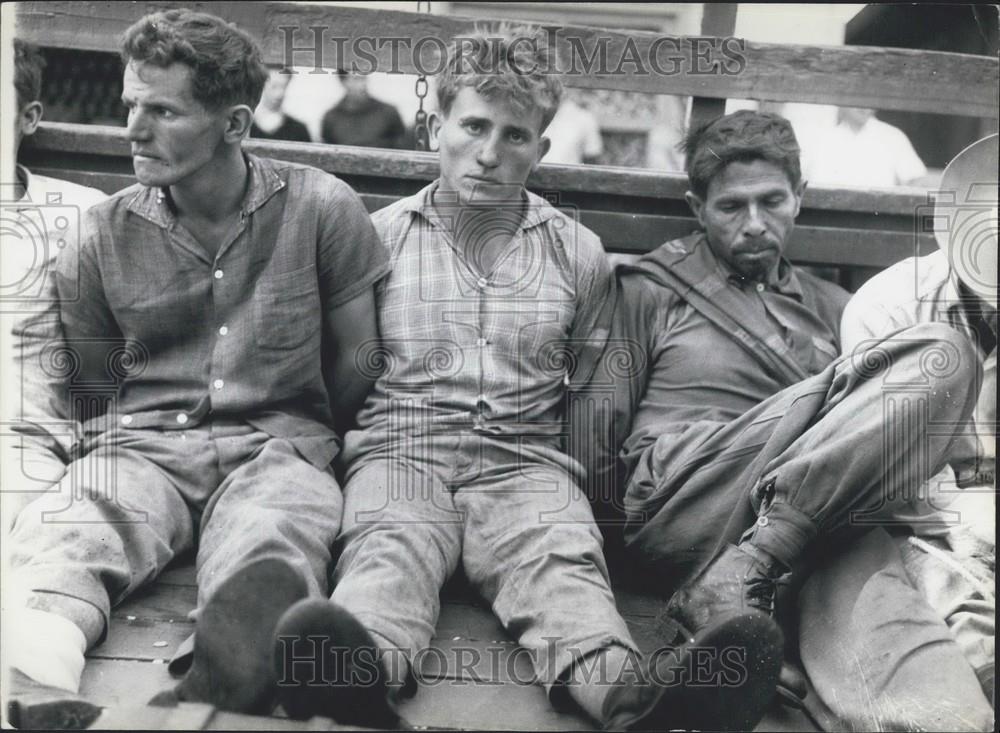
[56,154,387,467]
[354,181,612,436]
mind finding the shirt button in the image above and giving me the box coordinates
[176,413,189,425]
[756,283,765,292]
[121,415,133,426]
[477,277,488,288]
[477,337,487,347]
[213,379,225,390]
[214,269,224,280]
[219,325,229,336]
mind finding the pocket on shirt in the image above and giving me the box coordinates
[253,264,321,352]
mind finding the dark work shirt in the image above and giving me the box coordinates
[622,238,844,463]
[251,115,311,143]
[321,96,406,149]
[56,154,388,467]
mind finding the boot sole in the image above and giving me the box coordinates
[152,557,309,715]
[6,698,103,730]
[623,613,784,732]
[273,598,399,727]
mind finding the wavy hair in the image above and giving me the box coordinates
[120,9,268,110]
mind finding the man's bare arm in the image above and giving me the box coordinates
[323,287,380,435]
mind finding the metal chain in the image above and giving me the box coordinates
[413,1,431,151]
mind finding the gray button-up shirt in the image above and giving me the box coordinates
[56,154,388,467]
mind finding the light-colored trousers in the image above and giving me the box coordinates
[331,429,638,694]
[7,421,342,647]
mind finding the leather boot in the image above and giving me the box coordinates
[4,669,102,730]
[149,557,310,715]
[601,613,783,731]
[272,598,399,728]
[665,543,784,639]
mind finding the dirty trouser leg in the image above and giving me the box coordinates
[2,433,69,531]
[625,322,982,583]
[799,527,994,731]
[329,432,463,688]
[195,426,343,606]
[6,428,208,647]
[457,436,638,698]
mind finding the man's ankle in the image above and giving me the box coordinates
[739,540,790,577]
[5,609,87,693]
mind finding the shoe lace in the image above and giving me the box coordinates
[745,575,776,614]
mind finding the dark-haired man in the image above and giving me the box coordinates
[574,110,992,730]
[251,68,310,143]
[320,70,406,149]
[5,9,386,725]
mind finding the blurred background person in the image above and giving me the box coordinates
[801,106,928,187]
[321,70,406,149]
[251,68,311,143]
[645,95,689,172]
[542,91,603,165]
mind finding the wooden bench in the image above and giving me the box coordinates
[23,120,944,293]
[11,2,998,730]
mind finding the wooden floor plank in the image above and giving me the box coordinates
[398,679,595,731]
[100,589,670,679]
[80,658,174,708]
[110,582,196,621]
[157,563,198,587]
[82,563,713,730]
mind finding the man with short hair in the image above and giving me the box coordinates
[320,70,406,149]
[1,39,107,528]
[5,9,386,726]
[251,68,310,143]
[272,28,782,732]
[575,110,993,729]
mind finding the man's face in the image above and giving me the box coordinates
[341,75,368,100]
[431,86,550,207]
[839,106,875,130]
[122,61,229,188]
[687,159,805,282]
[260,70,290,111]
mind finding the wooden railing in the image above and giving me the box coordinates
[14,2,1000,286]
[15,2,998,117]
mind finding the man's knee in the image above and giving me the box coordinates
[895,322,981,380]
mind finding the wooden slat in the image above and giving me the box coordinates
[14,2,999,118]
[22,123,937,216]
[86,568,809,731]
[688,3,737,131]
[400,679,595,731]
[158,563,198,587]
[80,656,593,731]
[22,121,936,272]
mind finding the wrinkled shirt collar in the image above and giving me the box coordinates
[401,180,561,233]
[125,153,286,229]
[696,233,804,301]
